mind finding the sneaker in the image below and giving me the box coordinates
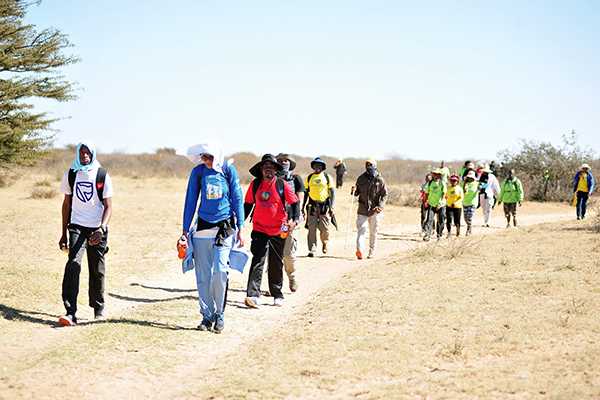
[213,314,224,334]
[58,315,77,327]
[197,318,213,331]
[289,278,298,292]
[355,250,363,260]
[307,252,315,258]
[322,243,328,254]
[94,307,105,320]
[423,236,430,242]
[273,297,284,307]
[244,296,260,309]
[367,250,374,259]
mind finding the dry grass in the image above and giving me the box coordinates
[182,222,600,399]
[386,184,420,207]
[30,187,57,199]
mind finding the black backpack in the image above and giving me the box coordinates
[68,168,107,203]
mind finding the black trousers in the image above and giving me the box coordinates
[247,231,285,299]
[336,174,344,189]
[62,224,108,316]
[446,207,462,231]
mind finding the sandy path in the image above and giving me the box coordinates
[0,206,572,399]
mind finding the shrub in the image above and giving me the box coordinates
[31,187,57,199]
[34,178,52,187]
[386,185,419,207]
[498,131,597,202]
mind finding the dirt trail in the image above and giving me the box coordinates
[0,207,572,399]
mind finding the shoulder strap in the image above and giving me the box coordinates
[68,169,76,194]
[251,177,262,202]
[276,178,286,206]
[324,173,331,186]
[96,168,107,201]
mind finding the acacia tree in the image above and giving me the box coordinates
[0,0,78,169]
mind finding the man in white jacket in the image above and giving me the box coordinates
[478,166,500,227]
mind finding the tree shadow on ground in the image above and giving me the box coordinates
[0,304,57,327]
[129,283,196,293]
[559,223,599,233]
[78,318,198,331]
[109,292,197,303]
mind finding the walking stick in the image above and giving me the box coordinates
[344,190,356,250]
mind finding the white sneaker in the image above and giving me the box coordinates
[273,298,284,307]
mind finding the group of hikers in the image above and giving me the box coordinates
[56,143,387,333]
[419,160,524,241]
[55,143,594,333]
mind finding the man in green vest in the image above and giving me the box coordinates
[497,169,524,228]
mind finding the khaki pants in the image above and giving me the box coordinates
[283,229,298,280]
[307,213,330,253]
[356,213,381,255]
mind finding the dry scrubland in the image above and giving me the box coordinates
[0,173,598,399]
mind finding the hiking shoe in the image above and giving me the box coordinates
[273,297,284,307]
[197,318,213,331]
[322,243,328,254]
[58,315,77,327]
[94,307,105,320]
[423,236,430,242]
[289,278,298,292]
[355,250,363,260]
[244,296,260,309]
[213,315,224,334]
[367,250,374,259]
[307,252,315,258]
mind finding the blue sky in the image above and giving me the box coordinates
[27,1,600,160]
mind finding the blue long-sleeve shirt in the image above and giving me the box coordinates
[182,162,244,232]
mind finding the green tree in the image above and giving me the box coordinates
[0,0,78,169]
[498,130,595,201]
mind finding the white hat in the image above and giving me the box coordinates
[581,163,591,170]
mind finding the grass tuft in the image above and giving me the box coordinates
[30,187,57,199]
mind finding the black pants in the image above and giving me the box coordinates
[425,206,445,238]
[336,175,344,189]
[247,231,285,299]
[446,207,462,232]
[576,191,589,219]
[62,224,108,316]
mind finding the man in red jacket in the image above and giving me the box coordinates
[244,154,300,308]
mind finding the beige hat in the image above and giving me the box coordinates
[431,168,443,175]
[366,158,377,167]
[581,163,591,170]
[465,170,477,180]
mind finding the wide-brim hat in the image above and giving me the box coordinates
[465,170,477,180]
[275,153,297,171]
[365,158,378,167]
[581,163,591,170]
[249,154,283,178]
[431,168,443,175]
[310,157,327,170]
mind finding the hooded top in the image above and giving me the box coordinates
[70,141,102,172]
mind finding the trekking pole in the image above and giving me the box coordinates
[344,191,356,250]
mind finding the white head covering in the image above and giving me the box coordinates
[185,142,226,173]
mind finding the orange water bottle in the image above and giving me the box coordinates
[280,223,289,239]
[177,235,188,259]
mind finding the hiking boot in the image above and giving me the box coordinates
[355,250,363,260]
[58,314,77,327]
[197,318,213,331]
[307,252,315,258]
[244,296,260,309]
[213,314,224,334]
[94,307,105,320]
[289,278,298,292]
[322,243,328,254]
[273,297,284,307]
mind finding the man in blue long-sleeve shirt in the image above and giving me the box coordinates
[181,143,244,333]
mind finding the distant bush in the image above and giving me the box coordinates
[0,171,17,188]
[498,131,597,202]
[31,187,57,199]
[386,185,419,207]
[34,178,52,187]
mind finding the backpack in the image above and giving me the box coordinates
[306,172,331,196]
[68,168,107,203]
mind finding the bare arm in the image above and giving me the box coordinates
[59,195,71,249]
[101,197,112,229]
